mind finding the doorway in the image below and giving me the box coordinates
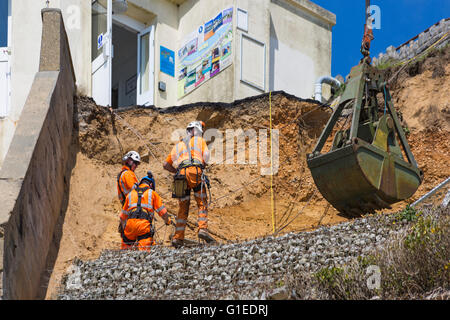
[91,0,155,108]
[112,23,137,107]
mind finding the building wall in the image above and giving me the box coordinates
[60,0,92,96]
[10,0,90,117]
[7,0,334,111]
[1,0,89,168]
[1,0,48,169]
[2,0,335,165]
[233,0,271,101]
[175,0,235,106]
[172,0,335,105]
[269,0,334,99]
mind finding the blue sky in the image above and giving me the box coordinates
[313,0,449,77]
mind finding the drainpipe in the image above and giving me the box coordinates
[314,76,342,103]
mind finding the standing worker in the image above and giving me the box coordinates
[117,151,141,206]
[117,151,141,239]
[119,174,172,251]
[163,121,215,247]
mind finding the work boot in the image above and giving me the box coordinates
[171,238,184,248]
[198,229,216,244]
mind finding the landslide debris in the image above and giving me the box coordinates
[383,44,450,132]
[48,46,450,299]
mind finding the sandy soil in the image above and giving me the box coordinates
[45,47,450,299]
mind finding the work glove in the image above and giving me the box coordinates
[165,216,175,226]
[118,221,124,234]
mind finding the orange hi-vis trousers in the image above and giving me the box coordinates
[120,218,156,251]
[173,189,208,241]
[120,185,168,252]
[173,167,208,241]
[121,235,156,251]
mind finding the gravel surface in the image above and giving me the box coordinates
[58,213,409,300]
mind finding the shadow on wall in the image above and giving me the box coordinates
[269,15,278,92]
[36,96,80,299]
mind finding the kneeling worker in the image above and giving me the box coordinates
[163,121,215,247]
[119,174,172,251]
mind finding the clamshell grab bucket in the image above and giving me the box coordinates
[307,62,423,216]
[308,137,422,216]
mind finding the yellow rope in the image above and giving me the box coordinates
[398,31,448,67]
[387,31,448,84]
[269,91,275,234]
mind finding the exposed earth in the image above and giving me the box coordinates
[46,46,450,299]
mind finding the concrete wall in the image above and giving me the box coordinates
[269,0,334,99]
[0,9,76,300]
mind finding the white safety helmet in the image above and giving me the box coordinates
[123,151,141,163]
[186,121,204,134]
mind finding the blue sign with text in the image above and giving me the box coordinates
[160,46,175,77]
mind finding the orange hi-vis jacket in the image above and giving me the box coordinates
[117,166,139,204]
[166,135,210,169]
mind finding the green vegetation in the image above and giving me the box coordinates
[395,204,419,222]
[284,206,449,299]
[376,57,402,71]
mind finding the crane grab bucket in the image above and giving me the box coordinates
[306,62,423,217]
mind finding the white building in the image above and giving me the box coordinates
[0,0,335,166]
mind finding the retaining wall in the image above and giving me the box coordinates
[372,18,449,66]
[0,9,76,299]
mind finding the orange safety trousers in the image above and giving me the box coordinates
[121,219,156,252]
[120,184,168,252]
[173,166,208,241]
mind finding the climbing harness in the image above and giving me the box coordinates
[171,136,210,199]
[121,186,156,245]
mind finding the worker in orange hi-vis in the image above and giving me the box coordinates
[163,121,216,248]
[119,175,172,251]
[117,151,141,206]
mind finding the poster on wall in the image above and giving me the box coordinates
[177,7,233,99]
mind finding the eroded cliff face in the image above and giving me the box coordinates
[46,46,450,298]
